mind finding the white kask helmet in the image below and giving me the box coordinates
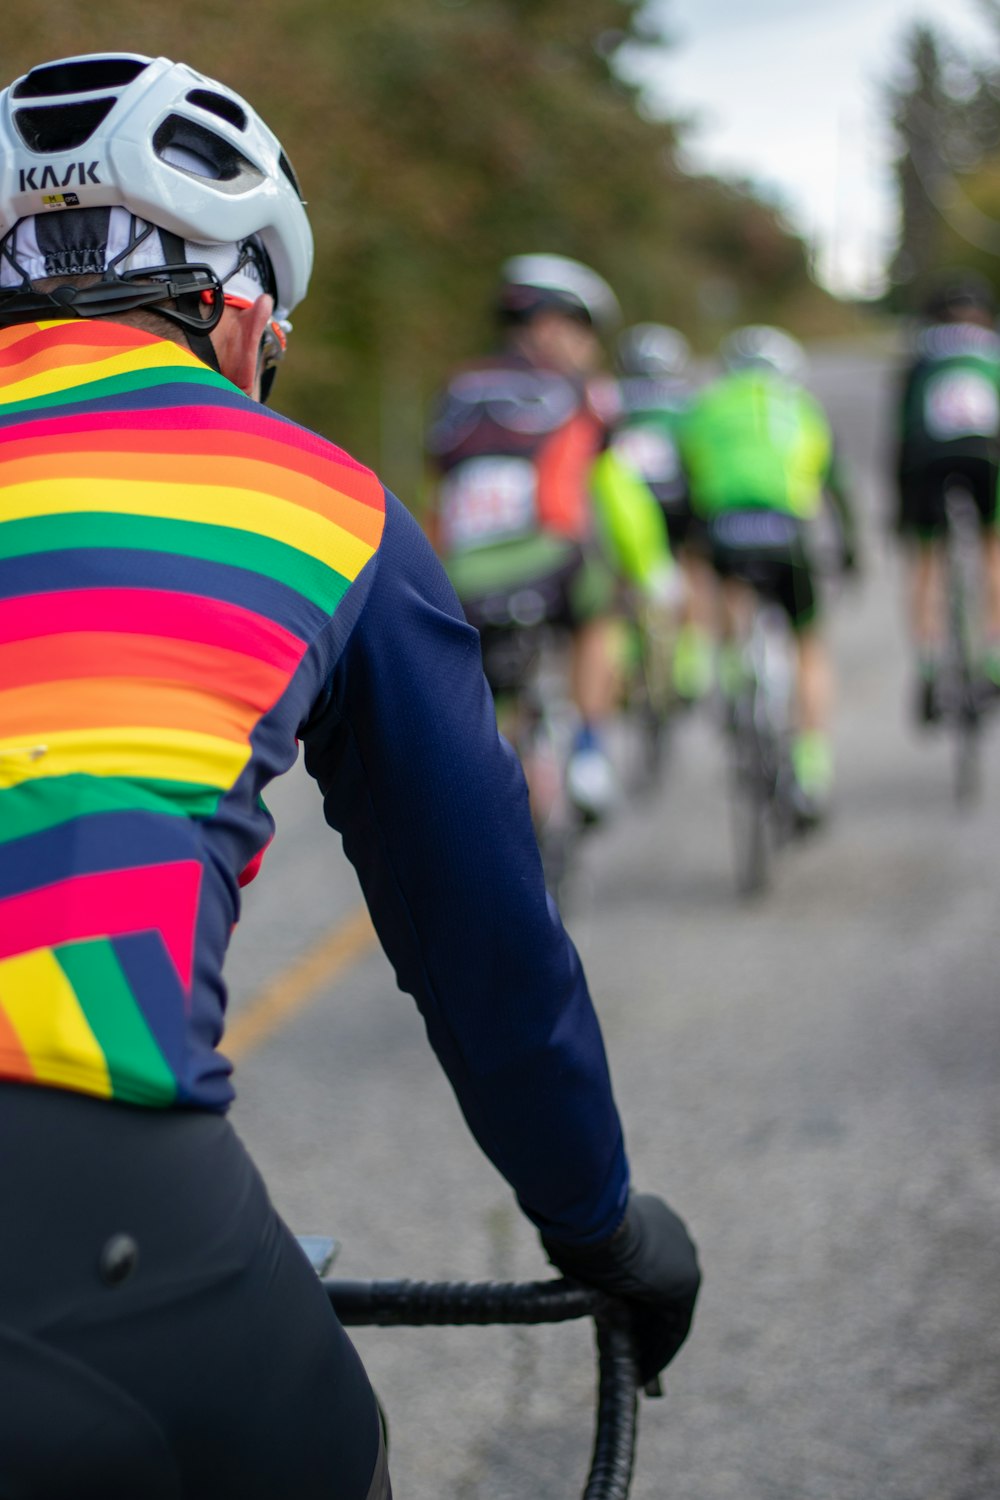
[0,52,312,322]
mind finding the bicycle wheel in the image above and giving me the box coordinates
[725,594,795,895]
[728,692,772,896]
[944,485,984,806]
[513,653,583,902]
[621,616,675,795]
[952,681,981,808]
[636,605,679,790]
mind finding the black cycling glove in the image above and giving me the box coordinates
[541,1192,700,1389]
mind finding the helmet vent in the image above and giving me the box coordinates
[153,114,264,191]
[13,57,148,99]
[186,89,247,132]
[14,97,116,153]
[278,151,302,199]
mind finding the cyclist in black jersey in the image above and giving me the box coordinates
[894,271,1000,722]
[0,55,699,1500]
[425,254,637,822]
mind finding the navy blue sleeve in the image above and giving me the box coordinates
[301,492,629,1244]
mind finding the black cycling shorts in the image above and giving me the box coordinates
[707,510,818,631]
[657,493,697,553]
[0,1083,390,1500]
[462,543,615,695]
[461,541,614,636]
[897,453,1000,538]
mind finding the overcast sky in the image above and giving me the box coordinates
[620,0,997,297]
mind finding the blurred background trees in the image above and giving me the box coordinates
[3,1,855,490]
[887,5,1000,313]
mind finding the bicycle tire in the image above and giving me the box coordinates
[499,635,583,899]
[729,697,771,896]
[522,708,581,900]
[953,696,981,807]
[944,485,984,806]
[640,698,671,789]
[323,1277,638,1500]
[623,611,676,797]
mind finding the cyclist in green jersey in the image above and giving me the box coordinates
[609,323,713,702]
[610,324,692,546]
[679,326,857,823]
[894,272,1000,722]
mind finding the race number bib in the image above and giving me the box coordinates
[925,370,1000,441]
[439,456,539,551]
[611,425,682,484]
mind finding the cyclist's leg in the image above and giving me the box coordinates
[795,627,833,734]
[962,454,1000,681]
[982,528,1000,686]
[706,516,770,708]
[792,626,834,815]
[782,542,826,733]
[910,538,947,649]
[672,517,717,702]
[901,462,949,720]
[565,540,619,715]
[0,1083,387,1500]
[569,617,618,724]
[768,524,834,814]
[564,544,621,819]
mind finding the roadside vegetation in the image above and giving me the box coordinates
[887,4,1000,312]
[4,2,856,488]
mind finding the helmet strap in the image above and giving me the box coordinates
[154,228,221,372]
[0,221,223,374]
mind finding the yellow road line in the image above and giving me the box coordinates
[225,905,376,1061]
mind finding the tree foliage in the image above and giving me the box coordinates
[886,18,1000,310]
[2,1,839,491]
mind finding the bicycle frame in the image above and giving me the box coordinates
[618,594,680,794]
[488,624,583,898]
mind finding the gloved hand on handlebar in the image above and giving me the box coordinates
[541,1192,700,1389]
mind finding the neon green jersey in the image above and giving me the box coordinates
[679,370,833,520]
[589,447,673,591]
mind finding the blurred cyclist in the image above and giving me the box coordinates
[610,323,712,702]
[679,325,858,824]
[425,255,674,821]
[0,56,698,1500]
[894,270,1000,722]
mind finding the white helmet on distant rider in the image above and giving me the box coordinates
[497,253,621,334]
[719,324,806,380]
[617,322,690,378]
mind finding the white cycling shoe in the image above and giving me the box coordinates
[566,744,619,823]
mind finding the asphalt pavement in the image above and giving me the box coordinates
[224,337,1000,1500]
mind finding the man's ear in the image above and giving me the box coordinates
[215,294,274,399]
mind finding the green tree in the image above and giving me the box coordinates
[886,21,1000,308]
